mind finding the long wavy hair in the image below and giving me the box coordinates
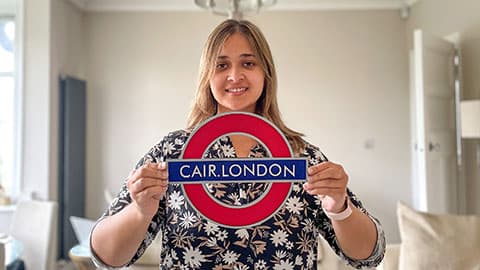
[187,19,305,155]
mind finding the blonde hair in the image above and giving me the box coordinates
[187,19,305,155]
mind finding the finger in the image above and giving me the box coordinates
[157,162,167,171]
[126,169,137,190]
[305,178,345,189]
[128,167,168,195]
[133,166,168,181]
[307,162,336,175]
[145,162,159,169]
[135,177,168,191]
[308,168,344,182]
[136,185,168,201]
[153,187,168,200]
[144,162,168,175]
[145,161,167,171]
[130,177,168,194]
[303,186,341,196]
[304,179,344,190]
[306,187,340,197]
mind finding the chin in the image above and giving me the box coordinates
[218,105,256,114]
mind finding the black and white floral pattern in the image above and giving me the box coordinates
[92,130,385,269]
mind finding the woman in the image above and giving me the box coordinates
[90,19,385,269]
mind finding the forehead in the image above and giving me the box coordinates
[219,32,255,56]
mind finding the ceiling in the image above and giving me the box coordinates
[68,0,420,12]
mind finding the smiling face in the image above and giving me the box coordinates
[209,33,265,114]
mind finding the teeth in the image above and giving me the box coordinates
[226,87,247,93]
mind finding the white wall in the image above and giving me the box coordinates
[13,0,480,257]
[14,0,84,266]
[21,0,84,201]
[22,0,51,201]
[84,10,411,243]
[0,0,16,14]
[48,1,85,263]
[259,11,411,243]
[50,0,86,200]
[0,0,20,234]
[84,12,221,225]
[21,0,84,211]
[407,0,480,215]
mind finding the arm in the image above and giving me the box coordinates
[91,203,155,267]
[304,162,380,260]
[329,199,378,259]
[90,162,168,267]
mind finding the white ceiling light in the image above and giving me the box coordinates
[194,0,277,20]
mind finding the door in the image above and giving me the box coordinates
[412,29,459,214]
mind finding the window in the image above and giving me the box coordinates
[0,17,17,197]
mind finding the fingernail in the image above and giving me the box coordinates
[307,167,313,174]
[303,182,309,190]
[159,162,166,169]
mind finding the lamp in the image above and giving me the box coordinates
[194,0,277,20]
[460,100,480,138]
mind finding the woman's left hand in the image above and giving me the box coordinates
[303,161,349,213]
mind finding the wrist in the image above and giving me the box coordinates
[330,195,349,213]
[129,202,155,221]
[322,196,352,221]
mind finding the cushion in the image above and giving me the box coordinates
[377,243,401,270]
[397,201,480,270]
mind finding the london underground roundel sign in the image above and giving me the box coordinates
[170,112,306,228]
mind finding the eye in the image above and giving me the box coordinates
[243,61,256,68]
[215,63,228,70]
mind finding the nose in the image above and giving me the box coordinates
[227,67,245,82]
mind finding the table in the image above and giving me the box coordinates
[68,244,159,270]
[69,245,96,270]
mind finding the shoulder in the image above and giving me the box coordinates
[139,129,192,165]
[162,129,191,144]
[147,129,191,150]
[300,139,328,163]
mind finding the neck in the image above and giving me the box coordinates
[229,135,257,158]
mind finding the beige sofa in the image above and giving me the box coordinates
[377,244,400,270]
[377,202,480,270]
[318,237,379,270]
[317,237,346,270]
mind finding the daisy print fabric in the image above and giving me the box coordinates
[91,130,385,270]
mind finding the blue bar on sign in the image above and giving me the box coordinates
[168,158,307,184]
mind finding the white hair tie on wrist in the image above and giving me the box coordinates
[322,197,352,221]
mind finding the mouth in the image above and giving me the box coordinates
[225,87,248,93]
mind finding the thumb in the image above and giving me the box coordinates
[128,169,136,178]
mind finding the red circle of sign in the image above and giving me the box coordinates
[181,113,293,227]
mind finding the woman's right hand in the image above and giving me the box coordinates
[127,162,168,219]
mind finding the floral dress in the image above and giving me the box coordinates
[91,130,385,269]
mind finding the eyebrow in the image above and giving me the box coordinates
[217,53,256,59]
